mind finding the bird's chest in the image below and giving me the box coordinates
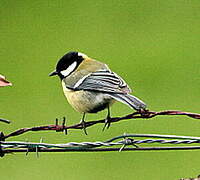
[61,81,114,113]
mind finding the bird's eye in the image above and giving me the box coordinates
[60,61,77,77]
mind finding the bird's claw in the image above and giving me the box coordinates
[80,120,88,135]
[102,116,112,131]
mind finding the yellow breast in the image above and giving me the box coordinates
[61,81,115,113]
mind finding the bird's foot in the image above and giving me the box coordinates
[102,115,112,131]
[80,120,88,135]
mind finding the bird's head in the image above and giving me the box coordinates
[49,51,88,79]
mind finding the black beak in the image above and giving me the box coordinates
[49,70,58,77]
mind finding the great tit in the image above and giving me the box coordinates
[49,51,146,133]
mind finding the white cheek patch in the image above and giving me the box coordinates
[60,61,77,77]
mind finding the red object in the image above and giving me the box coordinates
[0,74,12,87]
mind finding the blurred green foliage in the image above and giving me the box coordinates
[0,0,200,179]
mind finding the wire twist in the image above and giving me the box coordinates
[2,134,200,155]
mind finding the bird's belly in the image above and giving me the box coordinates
[62,86,114,113]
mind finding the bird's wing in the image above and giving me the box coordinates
[67,69,132,94]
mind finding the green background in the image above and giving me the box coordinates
[1,0,200,179]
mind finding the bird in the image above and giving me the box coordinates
[49,51,146,134]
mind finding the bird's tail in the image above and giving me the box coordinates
[108,93,146,111]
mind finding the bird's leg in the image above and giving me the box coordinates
[80,113,88,135]
[102,106,112,131]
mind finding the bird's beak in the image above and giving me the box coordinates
[49,70,58,77]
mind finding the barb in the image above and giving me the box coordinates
[2,134,200,155]
[0,118,11,124]
[3,109,200,140]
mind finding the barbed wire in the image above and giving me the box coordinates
[2,134,200,156]
[1,109,200,157]
[2,109,200,140]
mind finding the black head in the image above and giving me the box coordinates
[49,51,87,79]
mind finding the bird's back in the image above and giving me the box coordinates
[62,58,131,94]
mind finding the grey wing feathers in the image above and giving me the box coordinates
[107,93,146,110]
[73,70,131,94]
[71,69,146,110]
